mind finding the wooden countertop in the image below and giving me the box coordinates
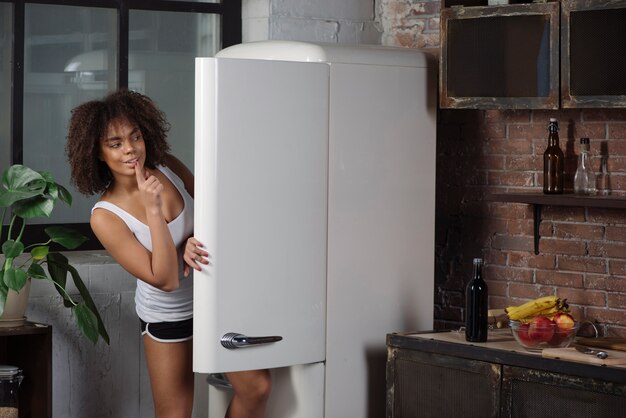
[387,329,626,383]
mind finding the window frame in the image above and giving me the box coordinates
[2,0,241,250]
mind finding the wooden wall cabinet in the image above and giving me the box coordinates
[440,0,626,109]
[0,323,52,418]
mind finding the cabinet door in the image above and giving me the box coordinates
[501,365,626,418]
[440,2,560,109]
[561,0,626,108]
[387,348,501,418]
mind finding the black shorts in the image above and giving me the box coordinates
[140,318,193,343]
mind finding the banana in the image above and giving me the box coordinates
[505,296,565,321]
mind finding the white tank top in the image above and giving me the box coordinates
[91,165,194,323]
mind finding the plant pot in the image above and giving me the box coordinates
[0,279,31,327]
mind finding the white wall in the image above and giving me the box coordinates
[26,2,382,417]
[243,0,381,44]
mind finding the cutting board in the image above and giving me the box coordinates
[576,337,626,352]
[542,347,626,365]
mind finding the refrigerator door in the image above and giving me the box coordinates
[193,57,328,373]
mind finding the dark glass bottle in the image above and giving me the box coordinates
[465,258,488,343]
[543,117,564,194]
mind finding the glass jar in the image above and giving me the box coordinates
[0,365,23,418]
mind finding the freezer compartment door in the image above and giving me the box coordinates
[193,57,328,373]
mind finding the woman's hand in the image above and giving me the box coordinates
[135,162,163,216]
[183,237,210,276]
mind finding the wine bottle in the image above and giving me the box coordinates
[574,137,596,195]
[543,118,564,194]
[465,258,488,343]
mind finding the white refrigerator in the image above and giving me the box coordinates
[193,40,436,418]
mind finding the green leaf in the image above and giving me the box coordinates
[27,263,48,280]
[31,245,49,260]
[45,226,88,249]
[2,240,24,258]
[0,282,7,318]
[45,253,71,307]
[3,267,28,292]
[12,195,55,218]
[47,253,110,344]
[73,303,99,344]
[57,184,73,206]
[0,165,47,207]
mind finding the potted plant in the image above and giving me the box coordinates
[0,164,109,344]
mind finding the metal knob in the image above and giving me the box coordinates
[221,332,283,349]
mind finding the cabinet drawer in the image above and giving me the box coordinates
[387,348,501,418]
[501,365,626,418]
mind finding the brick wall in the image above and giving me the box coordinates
[379,0,626,337]
[436,109,626,338]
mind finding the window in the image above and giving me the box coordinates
[1,0,241,249]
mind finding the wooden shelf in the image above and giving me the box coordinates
[0,322,52,418]
[489,192,626,254]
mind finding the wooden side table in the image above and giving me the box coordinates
[0,322,52,418]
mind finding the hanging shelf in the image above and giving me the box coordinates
[488,192,626,254]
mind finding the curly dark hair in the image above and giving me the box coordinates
[65,89,171,196]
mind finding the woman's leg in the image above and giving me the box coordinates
[225,369,272,418]
[143,335,194,418]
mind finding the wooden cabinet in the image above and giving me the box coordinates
[387,331,626,418]
[0,322,52,418]
[440,2,559,109]
[440,0,626,109]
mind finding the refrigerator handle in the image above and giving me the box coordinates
[220,332,283,349]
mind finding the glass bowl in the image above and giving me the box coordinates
[510,319,579,351]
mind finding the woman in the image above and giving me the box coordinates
[66,89,270,418]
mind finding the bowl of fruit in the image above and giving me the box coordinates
[506,296,579,351]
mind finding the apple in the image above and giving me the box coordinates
[528,316,555,343]
[516,323,537,346]
[553,312,576,330]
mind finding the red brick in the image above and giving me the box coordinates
[485,109,530,124]
[507,219,533,235]
[492,235,534,253]
[488,296,510,310]
[508,283,553,299]
[484,155,506,170]
[605,277,626,292]
[557,288,606,307]
[536,270,584,287]
[568,123,607,141]
[541,206,586,222]
[488,171,534,187]
[587,208,626,224]
[586,307,626,326]
[609,260,626,276]
[605,157,626,172]
[488,202,530,220]
[484,249,507,266]
[506,155,541,171]
[539,238,587,256]
[485,139,534,155]
[484,265,533,283]
[600,139,626,157]
[509,123,544,139]
[582,108,626,121]
[408,1,440,16]
[607,293,626,309]
[553,224,604,240]
[485,279,507,297]
[609,123,626,139]
[533,109,583,125]
[606,327,626,338]
[557,256,606,273]
[585,274,608,290]
[509,253,556,269]
[588,241,626,258]
[606,226,626,242]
